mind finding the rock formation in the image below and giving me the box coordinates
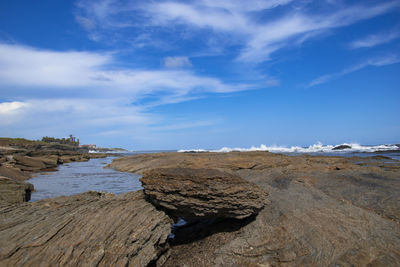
[0,191,172,267]
[0,176,33,203]
[142,168,268,219]
[110,151,400,266]
[332,144,352,150]
[1,148,400,266]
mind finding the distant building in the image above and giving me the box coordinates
[80,144,97,149]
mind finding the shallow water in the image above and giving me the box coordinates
[30,157,142,201]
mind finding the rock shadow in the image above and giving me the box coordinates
[168,215,256,246]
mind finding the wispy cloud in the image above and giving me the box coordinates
[265,77,280,87]
[163,56,192,68]
[349,29,400,49]
[75,0,400,63]
[0,44,251,99]
[308,55,400,87]
[0,43,254,145]
[237,1,400,62]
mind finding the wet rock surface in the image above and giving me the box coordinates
[142,168,268,219]
[332,144,352,150]
[0,190,172,267]
[110,152,400,266]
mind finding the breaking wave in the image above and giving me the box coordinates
[178,142,400,153]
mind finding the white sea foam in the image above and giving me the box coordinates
[178,142,399,153]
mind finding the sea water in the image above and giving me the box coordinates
[178,142,400,161]
[30,156,142,201]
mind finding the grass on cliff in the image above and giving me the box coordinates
[0,137,46,146]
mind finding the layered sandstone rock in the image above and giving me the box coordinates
[0,190,172,267]
[142,168,268,219]
[110,151,400,266]
[0,176,33,203]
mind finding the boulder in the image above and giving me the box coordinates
[59,155,89,163]
[332,144,352,150]
[0,176,33,203]
[36,155,59,168]
[13,155,47,171]
[0,190,172,267]
[141,168,268,219]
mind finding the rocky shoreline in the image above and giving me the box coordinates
[1,150,400,266]
[0,139,108,203]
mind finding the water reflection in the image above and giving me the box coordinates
[29,157,142,201]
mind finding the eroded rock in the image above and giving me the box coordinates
[110,151,400,266]
[0,176,33,203]
[141,168,268,219]
[0,190,172,266]
[13,154,47,171]
[332,144,352,150]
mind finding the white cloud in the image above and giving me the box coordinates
[308,55,400,87]
[350,30,400,49]
[0,43,111,88]
[199,0,294,12]
[163,56,192,68]
[75,0,400,63]
[0,43,254,147]
[237,2,400,62]
[0,98,153,141]
[75,15,97,31]
[0,101,30,126]
[0,101,27,115]
[0,44,251,100]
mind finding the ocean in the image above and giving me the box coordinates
[178,142,400,161]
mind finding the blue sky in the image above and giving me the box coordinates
[0,0,399,150]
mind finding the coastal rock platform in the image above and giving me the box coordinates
[0,191,172,267]
[110,151,400,266]
[1,149,399,266]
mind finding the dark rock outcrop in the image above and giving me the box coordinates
[141,168,268,219]
[0,176,33,203]
[332,144,352,150]
[0,190,172,266]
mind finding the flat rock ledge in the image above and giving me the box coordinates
[141,168,269,219]
[0,190,172,267]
